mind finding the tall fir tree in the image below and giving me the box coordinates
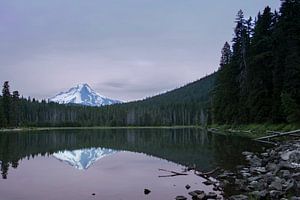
[0,97,6,127]
[213,42,236,123]
[2,81,11,126]
[247,6,274,122]
[10,91,20,127]
[232,10,251,123]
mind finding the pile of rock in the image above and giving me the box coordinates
[217,141,300,200]
[175,190,220,200]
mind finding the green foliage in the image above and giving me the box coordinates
[213,1,300,125]
[281,92,300,123]
[2,81,11,125]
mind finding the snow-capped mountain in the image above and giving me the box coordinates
[49,83,121,106]
[53,147,117,170]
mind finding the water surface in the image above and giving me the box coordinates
[0,128,262,200]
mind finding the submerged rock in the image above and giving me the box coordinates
[203,180,214,185]
[185,184,191,190]
[188,190,204,197]
[175,195,187,200]
[144,189,151,195]
[206,192,217,199]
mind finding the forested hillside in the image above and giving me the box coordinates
[213,0,300,125]
[0,73,216,127]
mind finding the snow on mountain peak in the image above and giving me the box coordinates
[53,147,117,170]
[49,83,121,106]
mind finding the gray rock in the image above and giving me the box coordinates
[217,174,228,179]
[242,151,253,156]
[249,155,262,167]
[269,178,283,191]
[249,190,268,199]
[235,179,246,186]
[248,176,262,182]
[206,192,217,199]
[263,173,276,184]
[229,194,248,200]
[279,170,291,179]
[281,150,300,164]
[188,190,204,197]
[292,172,300,180]
[266,163,278,171]
[203,180,214,185]
[284,179,296,192]
[291,197,300,200]
[280,161,296,170]
[261,152,269,157]
[197,192,206,200]
[269,190,282,199]
[175,196,187,200]
[249,180,265,191]
[242,172,251,177]
[251,167,267,174]
[281,151,293,161]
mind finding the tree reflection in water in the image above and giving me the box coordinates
[0,128,262,179]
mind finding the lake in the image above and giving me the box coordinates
[0,128,263,200]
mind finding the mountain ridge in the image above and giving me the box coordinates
[49,83,121,107]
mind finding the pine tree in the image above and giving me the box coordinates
[247,6,274,122]
[213,42,236,123]
[220,42,232,68]
[2,81,11,126]
[10,91,20,127]
[232,10,250,123]
[0,97,6,127]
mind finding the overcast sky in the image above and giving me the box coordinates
[0,0,281,102]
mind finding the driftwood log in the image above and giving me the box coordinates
[158,168,188,177]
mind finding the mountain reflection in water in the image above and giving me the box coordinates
[53,148,117,170]
[0,128,262,179]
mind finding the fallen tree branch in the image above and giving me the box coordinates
[158,168,188,177]
[195,167,221,177]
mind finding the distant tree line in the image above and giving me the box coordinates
[213,0,300,124]
[0,73,215,127]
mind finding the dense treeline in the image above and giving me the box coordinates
[0,73,215,127]
[213,0,300,124]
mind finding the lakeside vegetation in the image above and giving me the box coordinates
[0,0,299,136]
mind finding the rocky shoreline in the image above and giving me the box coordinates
[173,140,300,200]
[217,140,300,200]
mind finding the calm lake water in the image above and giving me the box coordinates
[0,128,263,200]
